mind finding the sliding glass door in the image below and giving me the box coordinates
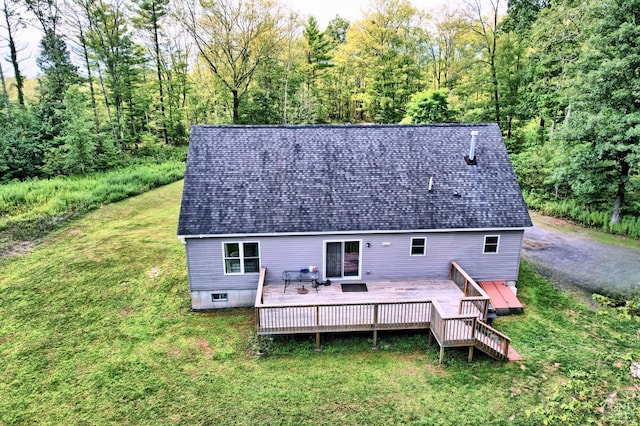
[325,240,360,279]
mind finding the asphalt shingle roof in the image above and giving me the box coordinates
[177,124,532,236]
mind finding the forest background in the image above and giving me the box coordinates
[0,0,639,238]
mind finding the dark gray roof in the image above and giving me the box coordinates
[178,124,532,236]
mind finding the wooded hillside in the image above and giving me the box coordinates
[1,0,638,233]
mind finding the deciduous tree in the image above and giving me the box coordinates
[180,0,291,123]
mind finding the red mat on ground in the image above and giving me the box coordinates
[479,281,524,311]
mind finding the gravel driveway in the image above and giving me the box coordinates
[522,212,640,299]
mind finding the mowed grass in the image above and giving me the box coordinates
[1,181,639,425]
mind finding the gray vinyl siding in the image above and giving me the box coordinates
[184,230,524,292]
[185,238,261,291]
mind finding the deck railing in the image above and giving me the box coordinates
[256,301,433,335]
[450,261,490,320]
[473,319,511,360]
[254,267,268,329]
[255,263,510,362]
[430,300,511,362]
[430,301,475,346]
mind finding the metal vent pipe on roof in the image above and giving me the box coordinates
[469,131,479,162]
[465,131,479,165]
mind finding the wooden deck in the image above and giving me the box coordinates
[262,279,464,316]
[255,262,513,363]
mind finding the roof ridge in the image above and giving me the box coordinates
[192,123,496,130]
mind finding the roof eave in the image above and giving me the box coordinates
[177,225,531,239]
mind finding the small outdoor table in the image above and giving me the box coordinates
[282,270,319,293]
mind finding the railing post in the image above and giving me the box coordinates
[255,307,260,331]
[471,317,476,340]
[372,304,379,350]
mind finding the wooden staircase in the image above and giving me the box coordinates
[431,263,513,364]
[429,308,511,364]
[472,319,511,361]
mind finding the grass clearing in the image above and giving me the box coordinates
[1,181,639,425]
[0,160,185,255]
[530,211,640,251]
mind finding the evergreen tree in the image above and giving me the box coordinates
[25,0,80,169]
[303,16,332,88]
[133,0,170,144]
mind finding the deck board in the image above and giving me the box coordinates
[261,279,463,317]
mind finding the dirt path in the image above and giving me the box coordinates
[523,212,640,299]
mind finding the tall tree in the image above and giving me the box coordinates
[322,15,351,122]
[180,0,291,123]
[303,16,332,89]
[337,0,424,123]
[558,0,640,224]
[466,0,502,126]
[325,15,349,46]
[25,0,80,158]
[426,11,475,91]
[495,31,524,139]
[0,60,11,121]
[133,0,170,144]
[87,0,148,147]
[162,35,191,143]
[525,0,584,129]
[67,0,100,132]
[2,0,26,105]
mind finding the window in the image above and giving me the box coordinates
[211,293,228,302]
[223,242,260,274]
[483,235,500,254]
[410,237,427,256]
[325,240,361,279]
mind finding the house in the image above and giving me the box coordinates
[177,124,532,312]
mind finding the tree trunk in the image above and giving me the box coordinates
[78,25,100,132]
[0,60,12,122]
[151,5,169,145]
[96,63,119,147]
[491,60,500,125]
[3,1,24,106]
[232,89,240,124]
[610,160,630,224]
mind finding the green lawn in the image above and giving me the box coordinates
[1,181,639,425]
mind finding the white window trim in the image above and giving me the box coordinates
[410,237,427,256]
[211,293,228,302]
[222,241,261,275]
[483,235,500,254]
[322,239,362,281]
